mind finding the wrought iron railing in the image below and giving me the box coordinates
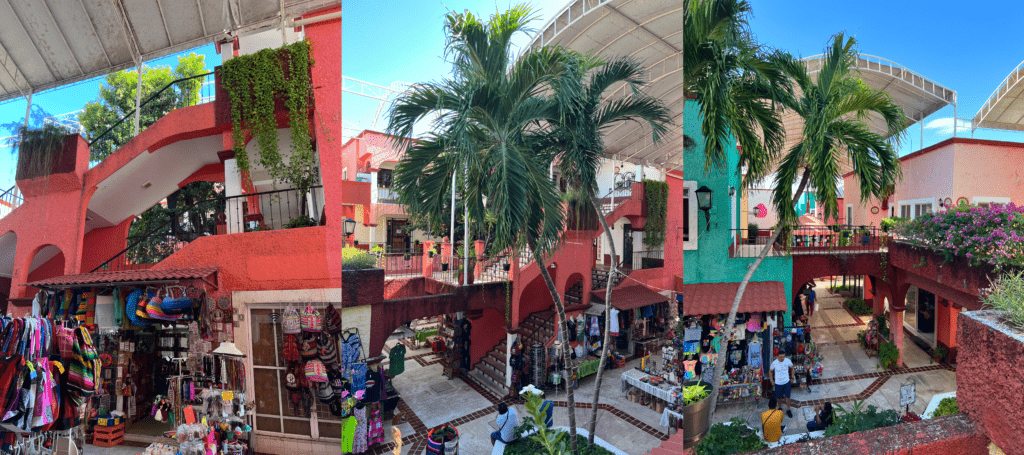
[622,250,664,271]
[0,185,23,217]
[93,186,323,272]
[375,249,422,278]
[731,225,890,258]
[377,187,400,204]
[87,72,216,153]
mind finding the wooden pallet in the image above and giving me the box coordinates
[92,423,124,448]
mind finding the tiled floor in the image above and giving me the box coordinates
[712,283,958,438]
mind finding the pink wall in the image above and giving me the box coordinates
[469,308,506,368]
[665,171,686,286]
[952,140,1024,204]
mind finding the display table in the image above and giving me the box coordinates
[620,368,679,402]
[577,357,601,379]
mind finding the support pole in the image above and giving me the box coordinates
[134,64,143,136]
[953,102,958,138]
[450,169,456,262]
[23,91,32,130]
[463,163,469,285]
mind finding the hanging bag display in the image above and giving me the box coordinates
[146,289,184,322]
[301,306,322,333]
[126,288,152,326]
[324,304,342,335]
[318,332,340,367]
[305,359,328,383]
[161,286,195,315]
[282,335,301,363]
[282,305,301,335]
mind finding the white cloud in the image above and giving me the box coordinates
[924,117,971,134]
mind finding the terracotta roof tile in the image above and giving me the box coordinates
[590,285,669,311]
[26,267,219,288]
[678,281,787,316]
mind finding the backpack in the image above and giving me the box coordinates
[282,335,300,363]
[305,359,328,383]
[323,304,342,335]
[301,306,322,333]
[282,305,301,334]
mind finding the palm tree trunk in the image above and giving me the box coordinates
[708,168,811,417]
[528,238,579,454]
[586,191,618,446]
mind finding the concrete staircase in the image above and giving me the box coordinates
[591,266,624,290]
[468,311,557,398]
[565,280,584,306]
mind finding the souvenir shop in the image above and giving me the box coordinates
[17,273,257,455]
[247,302,401,455]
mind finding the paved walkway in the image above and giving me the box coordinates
[712,283,957,439]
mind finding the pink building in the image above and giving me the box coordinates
[844,137,1024,228]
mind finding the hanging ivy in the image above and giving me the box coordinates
[643,179,668,249]
[221,40,318,197]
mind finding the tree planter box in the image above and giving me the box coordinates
[956,310,1024,452]
[682,382,712,448]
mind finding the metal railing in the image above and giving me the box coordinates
[87,71,216,153]
[475,254,511,283]
[622,250,664,271]
[731,225,890,258]
[223,186,323,234]
[598,172,636,214]
[377,187,399,204]
[375,249,423,278]
[93,186,322,272]
[0,185,23,218]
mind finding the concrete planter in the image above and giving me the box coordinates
[956,310,1024,452]
[682,383,712,448]
[342,267,384,307]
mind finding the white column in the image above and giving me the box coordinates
[22,91,32,130]
[133,65,143,136]
[224,159,245,234]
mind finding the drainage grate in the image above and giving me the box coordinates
[430,382,454,393]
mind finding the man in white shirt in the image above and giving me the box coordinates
[769,351,795,418]
[490,403,520,445]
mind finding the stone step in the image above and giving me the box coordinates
[467,368,507,399]
[481,354,505,373]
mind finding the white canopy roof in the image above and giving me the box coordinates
[526,0,684,169]
[972,60,1024,132]
[0,0,338,104]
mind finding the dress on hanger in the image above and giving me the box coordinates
[339,415,357,453]
[369,403,384,445]
[352,405,368,453]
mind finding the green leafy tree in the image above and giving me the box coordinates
[79,53,206,162]
[124,181,225,265]
[385,5,587,451]
[707,33,906,415]
[544,55,671,446]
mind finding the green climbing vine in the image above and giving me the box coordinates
[15,124,72,181]
[879,252,888,282]
[642,179,668,249]
[221,40,319,200]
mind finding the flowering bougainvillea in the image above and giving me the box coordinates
[894,203,1024,269]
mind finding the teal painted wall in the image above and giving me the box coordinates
[681,100,794,324]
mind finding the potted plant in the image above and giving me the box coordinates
[682,381,712,447]
[502,262,511,272]
[441,261,450,272]
[930,345,947,363]
[403,253,412,261]
[693,417,767,454]
[859,226,871,245]
[370,244,384,258]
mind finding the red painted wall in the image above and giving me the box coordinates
[79,219,134,273]
[305,7,344,289]
[957,312,1023,454]
[154,227,331,292]
[469,308,506,368]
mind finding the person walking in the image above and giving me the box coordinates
[490,403,519,446]
[806,283,817,317]
[769,351,795,418]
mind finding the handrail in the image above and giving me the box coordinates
[87,71,215,147]
[0,185,21,203]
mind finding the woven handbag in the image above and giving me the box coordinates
[323,304,342,335]
[305,359,328,383]
[282,305,301,334]
[301,306,322,333]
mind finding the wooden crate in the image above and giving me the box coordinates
[92,423,124,448]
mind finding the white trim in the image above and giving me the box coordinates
[683,181,698,250]
[971,196,1010,205]
[846,204,853,227]
[897,197,937,220]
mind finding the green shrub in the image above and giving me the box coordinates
[695,417,768,455]
[932,397,959,417]
[682,382,710,406]
[844,298,872,315]
[878,341,899,370]
[284,215,317,229]
[880,217,908,232]
[342,247,378,269]
[825,399,900,437]
[504,438,615,455]
[982,270,1024,331]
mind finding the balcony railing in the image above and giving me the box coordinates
[375,249,423,278]
[93,186,323,272]
[731,225,890,258]
[377,187,399,204]
[622,250,664,271]
[0,185,23,219]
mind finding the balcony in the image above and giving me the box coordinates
[731,225,889,258]
[377,186,399,204]
[93,186,324,272]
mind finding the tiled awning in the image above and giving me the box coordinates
[25,267,219,289]
[591,285,669,311]
[678,281,787,316]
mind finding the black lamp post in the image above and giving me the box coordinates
[344,218,356,247]
[695,185,713,232]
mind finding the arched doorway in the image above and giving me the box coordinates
[27,244,65,286]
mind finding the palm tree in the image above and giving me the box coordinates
[707,34,906,415]
[544,55,671,447]
[385,6,589,451]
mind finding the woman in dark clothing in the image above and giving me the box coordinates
[806,402,834,431]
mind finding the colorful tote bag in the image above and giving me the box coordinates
[282,305,301,334]
[301,306,322,333]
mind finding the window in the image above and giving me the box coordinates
[972,197,1010,208]
[898,198,934,220]
[250,307,340,441]
[682,181,698,250]
[914,203,932,218]
[900,205,911,219]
